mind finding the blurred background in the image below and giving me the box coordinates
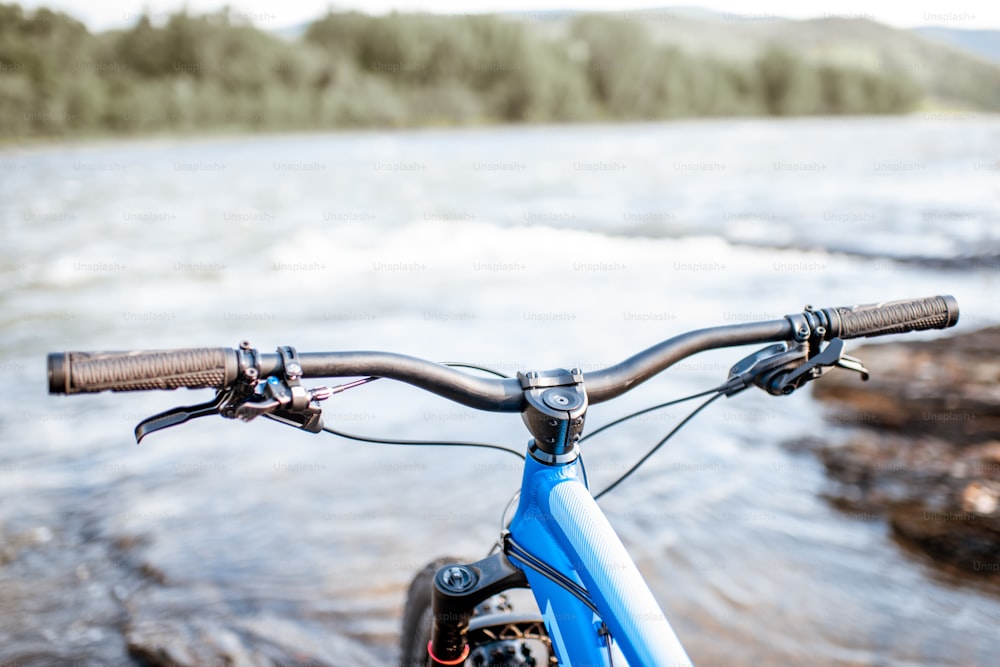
[1,1,999,665]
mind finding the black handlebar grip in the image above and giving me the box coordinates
[821,295,959,339]
[48,348,238,394]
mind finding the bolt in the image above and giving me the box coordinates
[439,565,477,592]
[548,419,559,427]
[286,363,302,377]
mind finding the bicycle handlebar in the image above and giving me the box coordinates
[47,295,959,409]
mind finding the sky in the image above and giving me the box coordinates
[17,0,1000,31]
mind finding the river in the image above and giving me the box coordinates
[1,116,999,665]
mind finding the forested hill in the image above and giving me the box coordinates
[0,4,996,139]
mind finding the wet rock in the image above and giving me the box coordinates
[0,518,139,664]
[126,616,269,667]
[813,326,1000,441]
[0,509,387,666]
[890,504,1000,575]
[804,433,1000,571]
[123,583,383,666]
[805,326,1000,575]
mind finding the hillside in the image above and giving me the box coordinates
[535,10,1000,111]
[750,18,1000,110]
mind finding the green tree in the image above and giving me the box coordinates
[0,3,927,139]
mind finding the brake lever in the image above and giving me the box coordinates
[131,344,364,443]
[835,354,870,379]
[724,337,870,398]
[723,342,808,396]
[770,338,869,395]
[134,390,233,444]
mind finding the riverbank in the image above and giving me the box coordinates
[804,326,1000,575]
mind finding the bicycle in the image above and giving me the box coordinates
[47,295,959,666]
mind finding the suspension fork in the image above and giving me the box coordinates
[427,551,528,665]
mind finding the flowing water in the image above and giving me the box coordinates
[1,116,999,665]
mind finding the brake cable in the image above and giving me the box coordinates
[311,420,526,461]
[592,391,725,501]
[304,362,525,461]
[580,385,725,444]
[293,364,728,490]
[583,338,871,497]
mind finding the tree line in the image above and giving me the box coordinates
[0,4,923,138]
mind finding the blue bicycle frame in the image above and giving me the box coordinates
[508,451,693,666]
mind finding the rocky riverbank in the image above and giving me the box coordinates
[0,511,383,666]
[800,326,1000,575]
